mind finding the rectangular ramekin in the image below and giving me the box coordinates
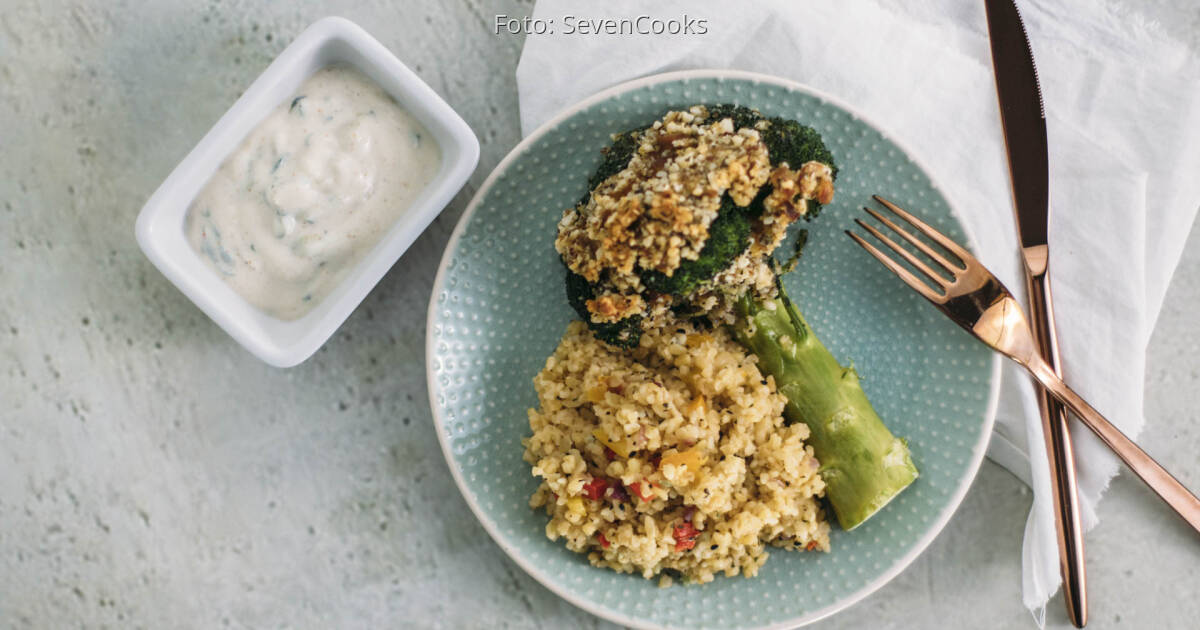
[135,16,479,367]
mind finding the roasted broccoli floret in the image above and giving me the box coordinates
[564,266,643,349]
[640,195,751,296]
[563,105,839,346]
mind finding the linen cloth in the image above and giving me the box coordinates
[514,0,1200,621]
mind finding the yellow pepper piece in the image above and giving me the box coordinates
[585,385,607,403]
[660,448,705,474]
[592,428,630,458]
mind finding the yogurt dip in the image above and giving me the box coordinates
[186,64,441,320]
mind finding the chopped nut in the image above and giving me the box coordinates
[586,292,646,323]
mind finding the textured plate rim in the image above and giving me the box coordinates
[426,68,1003,630]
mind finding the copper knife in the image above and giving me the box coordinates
[984,0,1087,626]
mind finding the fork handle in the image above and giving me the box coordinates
[1026,358,1200,534]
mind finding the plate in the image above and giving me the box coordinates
[426,70,1001,629]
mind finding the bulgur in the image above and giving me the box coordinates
[523,320,830,584]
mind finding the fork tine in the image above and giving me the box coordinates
[853,217,948,289]
[863,207,964,272]
[845,230,945,303]
[872,195,974,262]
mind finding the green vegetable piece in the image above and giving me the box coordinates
[759,116,838,177]
[760,117,836,220]
[732,290,918,530]
[703,103,767,130]
[582,127,648,203]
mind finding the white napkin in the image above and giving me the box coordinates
[515,0,1200,621]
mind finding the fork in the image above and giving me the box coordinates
[847,195,1200,533]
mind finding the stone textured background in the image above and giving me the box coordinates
[1,1,1197,628]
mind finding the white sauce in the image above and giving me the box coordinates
[186,65,441,320]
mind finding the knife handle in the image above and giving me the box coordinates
[1025,267,1088,628]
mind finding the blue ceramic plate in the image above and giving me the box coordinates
[427,70,1001,629]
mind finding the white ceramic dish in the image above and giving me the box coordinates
[136,16,479,367]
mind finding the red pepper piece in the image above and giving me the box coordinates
[596,532,610,548]
[673,522,700,552]
[629,482,654,502]
[582,477,609,501]
[805,541,819,551]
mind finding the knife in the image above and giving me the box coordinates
[984,0,1088,626]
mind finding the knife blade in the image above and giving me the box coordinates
[984,0,1088,626]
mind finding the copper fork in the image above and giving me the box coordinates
[847,195,1200,533]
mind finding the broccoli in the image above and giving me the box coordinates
[759,118,838,219]
[564,266,643,349]
[560,195,753,352]
[760,117,838,177]
[704,103,768,131]
[558,106,916,529]
[564,105,837,351]
[582,127,648,204]
[640,195,751,296]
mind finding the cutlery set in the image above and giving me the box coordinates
[846,1,1200,625]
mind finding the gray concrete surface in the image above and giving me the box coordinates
[1,1,1197,628]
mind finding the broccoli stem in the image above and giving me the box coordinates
[732,292,918,530]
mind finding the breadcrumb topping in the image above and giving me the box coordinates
[557,106,835,326]
[752,161,835,259]
[586,292,646,324]
[556,107,771,283]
